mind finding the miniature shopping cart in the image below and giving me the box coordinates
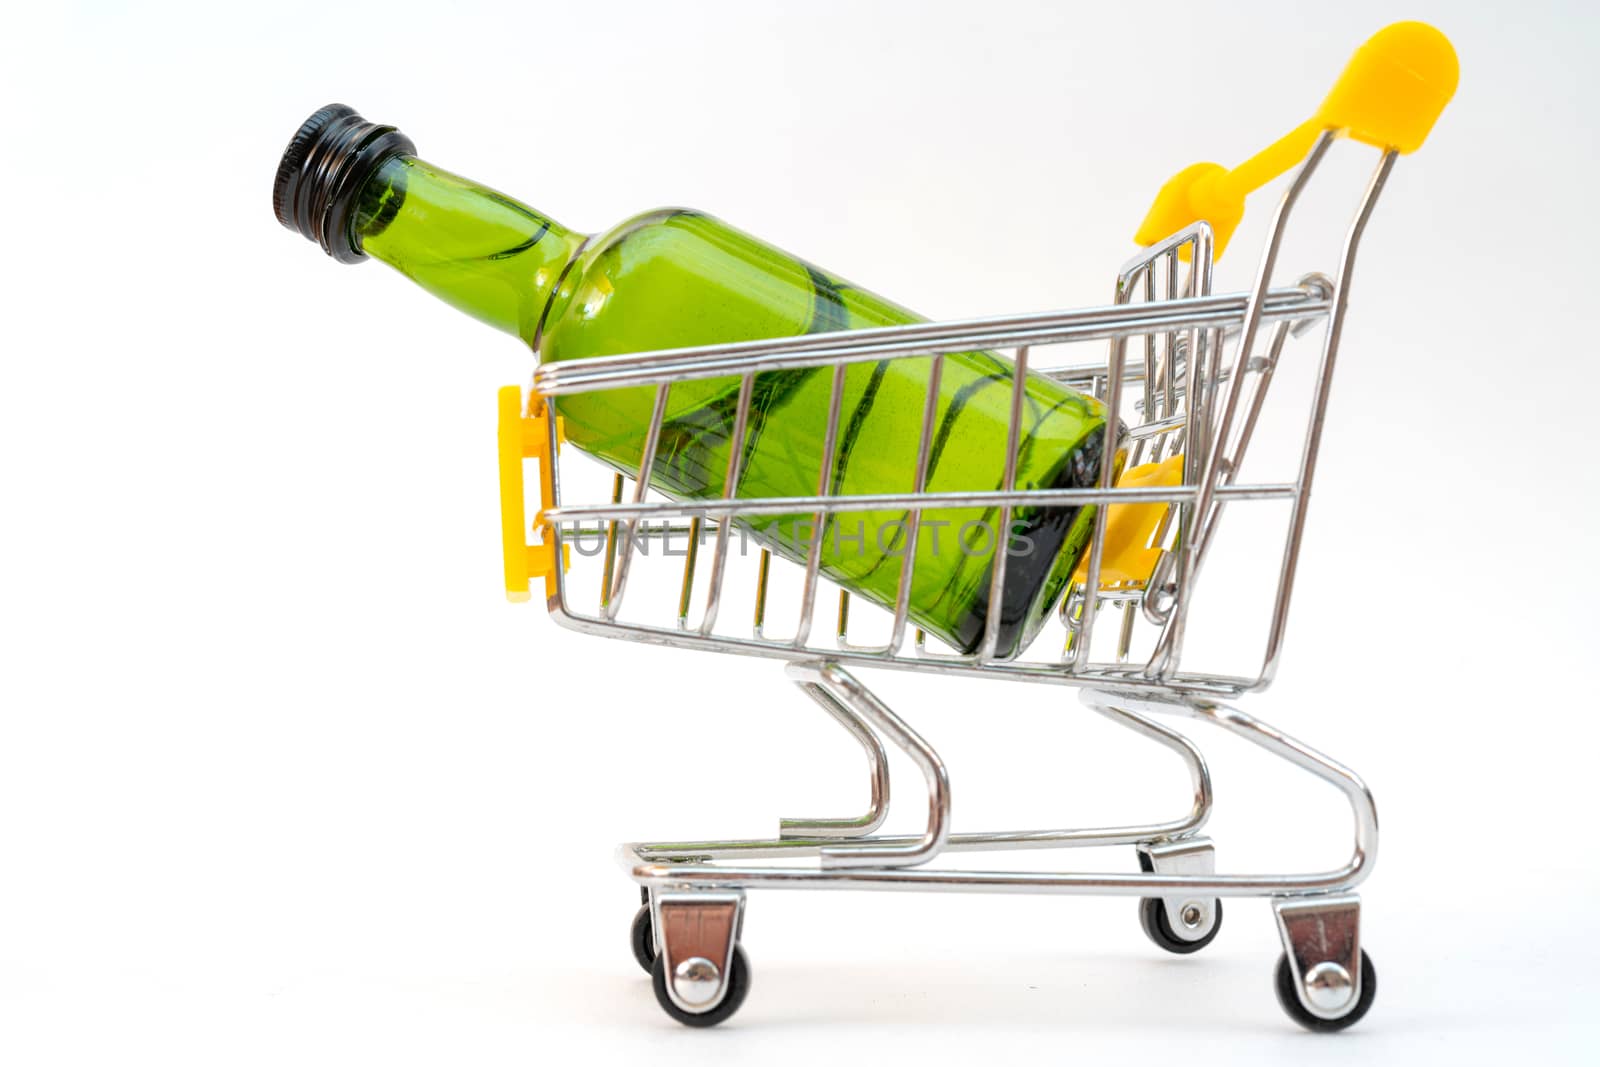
[493,23,1457,1031]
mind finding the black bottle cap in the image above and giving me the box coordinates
[273,104,416,264]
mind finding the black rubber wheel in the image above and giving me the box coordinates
[1138,896,1224,954]
[1136,849,1222,954]
[650,944,751,1028]
[1274,949,1377,1032]
[629,906,656,975]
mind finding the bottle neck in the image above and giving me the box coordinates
[352,155,584,344]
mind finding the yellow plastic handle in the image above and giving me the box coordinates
[1135,21,1459,258]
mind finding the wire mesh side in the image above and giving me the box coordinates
[535,132,1399,694]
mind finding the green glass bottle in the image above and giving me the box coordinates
[273,105,1120,657]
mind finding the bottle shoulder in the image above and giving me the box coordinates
[587,206,703,251]
[537,208,819,361]
[577,207,791,272]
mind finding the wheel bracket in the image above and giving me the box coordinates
[652,891,746,1015]
[1273,893,1363,1020]
[1138,836,1218,941]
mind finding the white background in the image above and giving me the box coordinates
[3,1,1598,1063]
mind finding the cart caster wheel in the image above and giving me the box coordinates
[651,944,751,1027]
[629,906,656,975]
[1138,895,1223,954]
[1135,848,1222,954]
[1274,949,1376,1032]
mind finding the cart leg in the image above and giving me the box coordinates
[1086,698,1213,841]
[778,679,892,840]
[786,661,952,870]
[1084,689,1379,889]
[1272,893,1376,1031]
[650,890,752,1027]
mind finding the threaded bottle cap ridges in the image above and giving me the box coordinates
[273,104,414,263]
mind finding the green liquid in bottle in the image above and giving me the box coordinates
[280,109,1119,656]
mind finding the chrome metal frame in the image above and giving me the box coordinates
[620,672,1376,900]
[523,132,1400,1022]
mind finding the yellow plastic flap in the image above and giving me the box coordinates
[1072,453,1185,589]
[497,385,566,603]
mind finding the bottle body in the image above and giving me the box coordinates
[328,142,1117,655]
[534,209,1112,655]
